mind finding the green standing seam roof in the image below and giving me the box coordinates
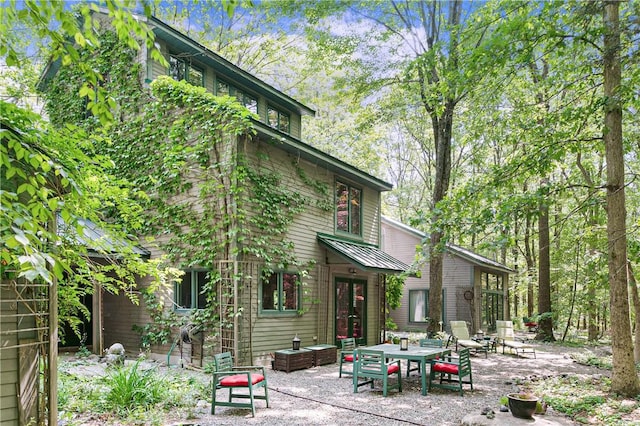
[57,213,151,259]
[317,234,410,274]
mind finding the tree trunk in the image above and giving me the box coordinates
[562,242,580,341]
[427,106,454,334]
[524,213,536,318]
[628,262,640,363]
[603,0,639,396]
[587,285,599,340]
[536,184,555,341]
[422,1,462,335]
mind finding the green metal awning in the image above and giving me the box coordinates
[317,233,410,274]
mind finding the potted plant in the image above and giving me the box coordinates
[507,393,539,419]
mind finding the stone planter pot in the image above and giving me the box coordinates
[508,393,538,419]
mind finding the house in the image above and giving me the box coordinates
[39,12,409,366]
[381,216,514,335]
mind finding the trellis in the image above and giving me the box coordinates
[214,261,261,365]
[0,276,56,425]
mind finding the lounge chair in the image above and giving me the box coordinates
[448,321,486,357]
[496,320,536,358]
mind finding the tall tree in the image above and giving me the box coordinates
[291,0,502,333]
[602,0,639,396]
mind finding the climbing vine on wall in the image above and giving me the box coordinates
[44,29,329,344]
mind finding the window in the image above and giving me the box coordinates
[409,290,429,323]
[261,272,299,313]
[216,79,258,114]
[335,181,361,235]
[408,289,446,323]
[481,272,504,331]
[267,106,290,133]
[169,55,204,87]
[175,270,208,310]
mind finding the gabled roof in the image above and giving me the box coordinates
[148,17,392,192]
[254,122,392,192]
[37,13,394,193]
[317,233,410,274]
[147,16,315,118]
[381,216,515,274]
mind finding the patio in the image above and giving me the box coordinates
[204,342,594,425]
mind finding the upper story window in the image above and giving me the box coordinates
[260,272,299,313]
[336,181,361,236]
[267,106,290,133]
[216,78,258,114]
[175,270,208,310]
[169,55,204,87]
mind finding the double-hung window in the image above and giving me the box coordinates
[408,289,446,323]
[216,79,258,114]
[260,272,299,313]
[169,55,204,87]
[175,270,208,310]
[267,106,290,133]
[335,181,361,236]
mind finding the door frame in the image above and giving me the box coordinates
[334,277,367,346]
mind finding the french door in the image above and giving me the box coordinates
[335,277,366,345]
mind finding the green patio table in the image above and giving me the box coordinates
[358,343,451,396]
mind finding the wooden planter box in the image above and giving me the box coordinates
[274,349,313,373]
[305,344,337,366]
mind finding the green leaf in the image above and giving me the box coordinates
[74,31,87,47]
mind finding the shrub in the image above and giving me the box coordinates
[104,359,166,413]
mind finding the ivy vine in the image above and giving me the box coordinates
[44,29,330,347]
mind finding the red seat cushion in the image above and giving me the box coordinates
[344,354,356,362]
[387,364,400,374]
[433,363,459,375]
[219,373,264,387]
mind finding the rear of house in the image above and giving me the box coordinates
[39,12,410,366]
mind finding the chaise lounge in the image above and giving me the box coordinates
[496,320,536,358]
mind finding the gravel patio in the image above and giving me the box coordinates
[177,341,607,426]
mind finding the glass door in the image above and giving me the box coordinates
[335,277,366,345]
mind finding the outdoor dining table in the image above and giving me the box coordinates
[358,343,451,396]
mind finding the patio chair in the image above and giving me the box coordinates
[353,348,402,396]
[339,337,357,377]
[448,321,486,357]
[406,338,443,377]
[429,348,473,396]
[211,352,269,417]
[496,320,536,358]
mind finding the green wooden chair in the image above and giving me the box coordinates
[406,338,443,377]
[338,337,357,378]
[428,348,473,396]
[353,349,402,397]
[211,352,269,417]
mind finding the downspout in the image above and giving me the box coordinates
[382,274,387,344]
